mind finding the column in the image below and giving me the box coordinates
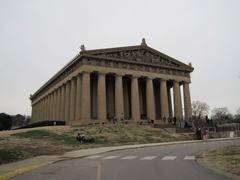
[160,79,169,121]
[64,81,71,121]
[43,97,46,120]
[75,74,81,121]
[173,81,183,125]
[56,88,61,120]
[53,90,57,120]
[81,72,91,121]
[97,73,107,121]
[183,82,192,122]
[39,99,43,120]
[131,76,140,122]
[167,85,173,119]
[46,94,49,120]
[69,78,76,121]
[115,74,124,120]
[146,77,155,120]
[50,92,54,120]
[60,85,65,120]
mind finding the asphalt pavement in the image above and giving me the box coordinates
[12,139,240,180]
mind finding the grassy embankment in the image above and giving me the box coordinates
[0,123,191,164]
[198,145,240,176]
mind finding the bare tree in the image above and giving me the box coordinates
[192,101,210,121]
[211,107,233,124]
[234,107,240,123]
[192,101,210,128]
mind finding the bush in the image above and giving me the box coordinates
[16,120,65,129]
[0,113,12,130]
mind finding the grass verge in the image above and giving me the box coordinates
[198,145,240,176]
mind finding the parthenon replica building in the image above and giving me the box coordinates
[30,39,194,125]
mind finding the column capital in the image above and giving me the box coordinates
[98,71,106,76]
[131,74,141,78]
[160,78,168,82]
[115,73,124,77]
[147,76,154,80]
[81,70,91,74]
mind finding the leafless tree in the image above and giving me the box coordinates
[192,101,209,121]
[211,107,233,124]
[234,107,240,123]
[192,101,210,128]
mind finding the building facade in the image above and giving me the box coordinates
[30,39,194,125]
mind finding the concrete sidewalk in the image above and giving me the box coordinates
[0,137,239,180]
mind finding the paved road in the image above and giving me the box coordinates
[13,139,240,180]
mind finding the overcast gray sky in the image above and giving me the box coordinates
[0,0,239,116]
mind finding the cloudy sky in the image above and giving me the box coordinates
[0,0,239,116]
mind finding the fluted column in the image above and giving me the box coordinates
[146,77,156,120]
[160,79,169,121]
[60,85,65,120]
[131,76,140,122]
[167,85,173,118]
[55,89,59,120]
[183,82,192,122]
[97,73,107,122]
[53,90,58,120]
[173,81,183,125]
[69,78,76,121]
[43,97,46,120]
[40,99,43,120]
[115,74,124,120]
[75,74,81,121]
[50,92,54,120]
[64,81,71,121]
[81,72,91,121]
[47,94,50,120]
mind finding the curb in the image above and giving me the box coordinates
[1,137,239,179]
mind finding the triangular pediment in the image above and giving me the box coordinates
[83,45,193,71]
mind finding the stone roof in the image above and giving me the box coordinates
[30,40,193,100]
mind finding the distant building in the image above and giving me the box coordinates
[30,39,194,125]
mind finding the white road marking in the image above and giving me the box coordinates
[140,156,157,160]
[183,156,195,160]
[102,156,120,159]
[161,156,177,160]
[121,156,138,160]
[85,155,102,159]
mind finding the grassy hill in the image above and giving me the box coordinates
[0,123,192,164]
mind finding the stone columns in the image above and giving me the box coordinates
[55,88,60,120]
[146,77,155,120]
[167,86,173,119]
[52,90,56,120]
[183,82,192,122]
[60,84,65,120]
[81,72,91,121]
[69,78,76,121]
[173,81,183,124]
[75,74,81,121]
[115,74,124,120]
[97,73,107,121]
[43,97,47,120]
[50,92,54,120]
[131,76,140,122]
[64,81,71,121]
[160,79,169,121]
[45,96,48,120]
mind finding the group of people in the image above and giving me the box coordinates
[195,127,209,140]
